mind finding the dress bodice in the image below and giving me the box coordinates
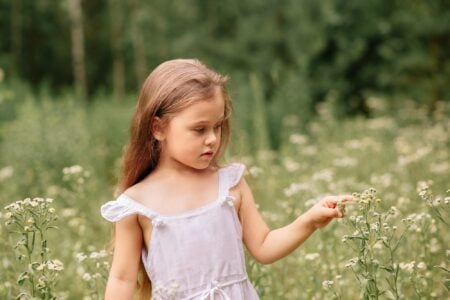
[101,163,259,299]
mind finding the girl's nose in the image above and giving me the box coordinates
[205,130,218,145]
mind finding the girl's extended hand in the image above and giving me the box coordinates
[304,195,353,229]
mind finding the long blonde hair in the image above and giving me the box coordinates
[115,59,233,299]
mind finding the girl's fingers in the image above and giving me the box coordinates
[323,195,352,204]
[338,195,353,203]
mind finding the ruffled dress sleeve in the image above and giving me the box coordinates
[100,194,156,222]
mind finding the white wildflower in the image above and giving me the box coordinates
[332,156,358,167]
[37,277,46,288]
[304,253,320,261]
[0,166,13,181]
[399,261,415,274]
[345,257,358,268]
[82,273,92,281]
[63,165,83,175]
[248,166,263,177]
[289,134,308,145]
[417,262,426,270]
[322,280,334,289]
[283,182,308,197]
[47,259,64,271]
[312,169,334,182]
[283,157,300,172]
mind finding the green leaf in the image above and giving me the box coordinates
[15,292,30,300]
[379,265,394,273]
[30,262,40,270]
[434,265,450,274]
[17,271,29,285]
[443,279,450,292]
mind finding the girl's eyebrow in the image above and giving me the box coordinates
[191,116,225,125]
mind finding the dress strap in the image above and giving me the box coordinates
[215,163,246,207]
[222,163,246,191]
[100,194,159,222]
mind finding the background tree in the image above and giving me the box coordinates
[129,0,148,88]
[0,0,448,140]
[67,0,87,99]
[10,0,21,76]
[108,0,125,101]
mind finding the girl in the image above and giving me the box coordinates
[100,59,351,299]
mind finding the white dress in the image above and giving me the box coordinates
[101,163,260,299]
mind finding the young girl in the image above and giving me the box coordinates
[100,59,351,300]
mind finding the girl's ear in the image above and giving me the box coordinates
[151,117,166,141]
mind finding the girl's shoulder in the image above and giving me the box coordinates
[101,177,163,222]
[120,176,163,209]
[125,162,247,198]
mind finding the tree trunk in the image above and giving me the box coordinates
[129,0,148,89]
[109,0,125,101]
[11,0,22,76]
[67,0,88,100]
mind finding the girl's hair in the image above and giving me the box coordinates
[114,59,232,299]
[117,58,232,194]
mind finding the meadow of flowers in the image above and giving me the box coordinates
[0,94,448,299]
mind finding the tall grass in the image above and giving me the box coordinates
[0,81,448,298]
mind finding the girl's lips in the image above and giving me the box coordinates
[201,152,213,156]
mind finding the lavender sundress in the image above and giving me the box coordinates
[101,163,260,299]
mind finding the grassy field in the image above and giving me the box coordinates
[0,86,448,299]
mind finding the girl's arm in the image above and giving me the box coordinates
[105,215,143,299]
[237,177,351,265]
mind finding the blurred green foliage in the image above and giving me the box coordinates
[0,90,132,199]
[0,0,448,114]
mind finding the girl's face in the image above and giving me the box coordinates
[155,90,225,172]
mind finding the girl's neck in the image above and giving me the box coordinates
[153,162,216,180]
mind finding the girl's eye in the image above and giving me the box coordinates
[194,124,222,133]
